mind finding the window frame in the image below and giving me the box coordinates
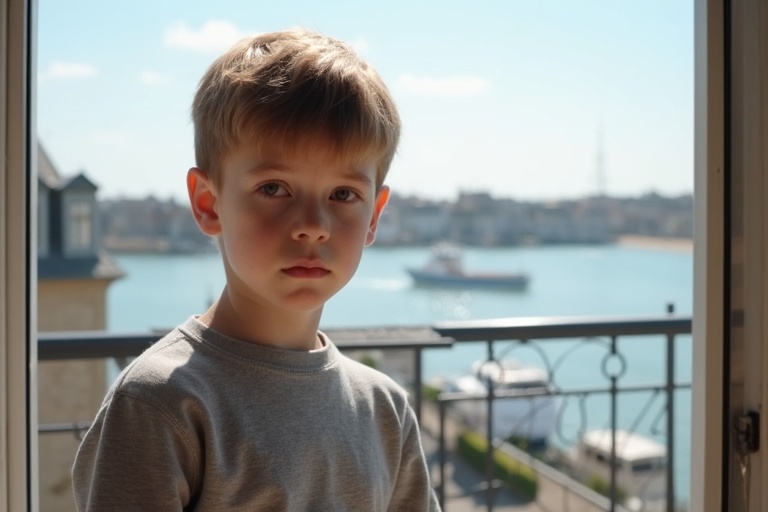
[2,0,762,510]
[1,0,37,511]
[691,0,768,510]
[690,0,726,510]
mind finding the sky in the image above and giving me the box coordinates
[36,0,693,203]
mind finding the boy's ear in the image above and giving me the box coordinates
[187,167,221,236]
[365,186,390,247]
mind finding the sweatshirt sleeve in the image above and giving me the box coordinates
[387,404,442,512]
[72,389,200,512]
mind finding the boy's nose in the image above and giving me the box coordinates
[291,202,330,242]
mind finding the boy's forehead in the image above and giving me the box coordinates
[222,138,377,178]
[235,131,379,169]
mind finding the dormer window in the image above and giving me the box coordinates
[55,173,99,258]
[69,199,92,251]
[35,145,123,283]
[62,191,97,257]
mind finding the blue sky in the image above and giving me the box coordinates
[37,0,693,202]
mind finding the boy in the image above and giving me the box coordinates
[72,27,440,511]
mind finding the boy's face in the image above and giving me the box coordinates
[187,139,388,314]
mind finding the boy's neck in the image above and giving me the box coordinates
[199,289,324,351]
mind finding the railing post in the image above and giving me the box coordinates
[414,348,423,425]
[485,340,495,512]
[438,398,446,510]
[666,332,676,512]
[609,336,618,512]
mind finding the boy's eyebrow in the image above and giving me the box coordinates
[339,168,374,185]
[246,163,374,185]
[246,162,290,175]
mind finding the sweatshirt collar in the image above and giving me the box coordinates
[179,316,339,373]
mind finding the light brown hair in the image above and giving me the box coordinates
[192,27,400,189]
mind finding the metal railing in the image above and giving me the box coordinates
[38,314,692,512]
[38,324,451,427]
[432,314,691,512]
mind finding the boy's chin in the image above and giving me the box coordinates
[281,290,334,312]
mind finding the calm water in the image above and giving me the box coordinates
[108,245,692,331]
[106,244,693,503]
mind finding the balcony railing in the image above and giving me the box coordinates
[38,314,692,512]
[431,315,691,512]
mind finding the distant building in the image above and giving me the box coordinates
[392,196,451,245]
[37,144,123,512]
[449,192,501,246]
[100,196,213,253]
[37,146,124,287]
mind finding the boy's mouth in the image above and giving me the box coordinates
[282,266,330,278]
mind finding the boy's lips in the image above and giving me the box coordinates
[282,262,330,278]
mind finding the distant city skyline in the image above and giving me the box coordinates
[37,1,693,202]
[99,190,694,257]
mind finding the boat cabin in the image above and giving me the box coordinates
[572,429,667,509]
[423,243,464,276]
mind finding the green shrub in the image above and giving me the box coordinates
[506,435,530,452]
[585,475,628,505]
[359,354,377,369]
[422,384,441,403]
[457,430,538,500]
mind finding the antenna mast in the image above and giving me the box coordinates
[596,127,606,197]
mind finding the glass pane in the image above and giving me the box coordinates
[37,2,694,511]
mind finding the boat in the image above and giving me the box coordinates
[406,243,530,290]
[570,429,668,511]
[435,359,557,448]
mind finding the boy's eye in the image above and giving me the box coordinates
[258,182,288,197]
[330,188,359,202]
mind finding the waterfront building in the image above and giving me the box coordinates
[37,145,124,512]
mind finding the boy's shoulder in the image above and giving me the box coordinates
[335,351,400,386]
[332,345,412,403]
[110,320,413,411]
[110,322,199,397]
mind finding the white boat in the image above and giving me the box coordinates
[570,429,668,511]
[437,359,557,448]
[406,243,529,290]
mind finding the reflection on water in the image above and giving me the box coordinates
[348,277,410,292]
[414,290,473,320]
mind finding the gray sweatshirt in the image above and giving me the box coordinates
[72,316,440,511]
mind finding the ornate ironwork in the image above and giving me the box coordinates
[432,315,691,512]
